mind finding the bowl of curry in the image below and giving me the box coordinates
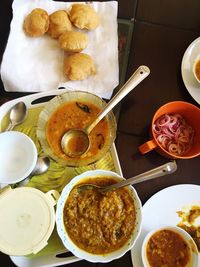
[142,226,198,267]
[37,91,117,167]
[55,169,142,262]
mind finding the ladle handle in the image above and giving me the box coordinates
[86,65,150,134]
[101,161,177,192]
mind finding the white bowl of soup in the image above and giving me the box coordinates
[56,169,142,262]
[37,91,116,167]
[142,226,199,267]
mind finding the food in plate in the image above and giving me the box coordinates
[64,53,96,80]
[193,58,200,83]
[23,8,49,37]
[63,176,136,254]
[59,31,88,52]
[153,113,194,156]
[69,4,100,30]
[47,10,73,39]
[177,203,200,252]
[46,100,108,161]
[144,228,191,267]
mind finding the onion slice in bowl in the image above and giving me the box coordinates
[153,113,194,156]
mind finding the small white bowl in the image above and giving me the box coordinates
[0,131,37,184]
[56,169,142,263]
[142,226,198,267]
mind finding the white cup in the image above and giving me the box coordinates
[0,131,37,184]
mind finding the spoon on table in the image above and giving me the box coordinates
[5,101,27,131]
[14,156,50,187]
[61,65,150,158]
[76,161,177,193]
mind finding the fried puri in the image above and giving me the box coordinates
[23,8,49,37]
[64,53,96,80]
[59,31,88,52]
[69,4,100,30]
[48,10,72,39]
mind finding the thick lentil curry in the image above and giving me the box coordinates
[146,229,191,267]
[63,177,136,254]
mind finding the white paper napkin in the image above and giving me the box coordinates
[0,0,119,99]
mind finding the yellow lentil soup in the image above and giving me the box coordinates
[46,101,109,160]
[63,177,136,254]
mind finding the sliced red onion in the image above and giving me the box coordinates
[156,114,171,127]
[153,113,194,156]
[157,134,171,149]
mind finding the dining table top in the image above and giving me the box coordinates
[0,1,200,267]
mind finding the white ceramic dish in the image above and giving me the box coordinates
[131,184,200,267]
[142,226,198,267]
[56,169,142,263]
[0,131,37,184]
[181,36,200,104]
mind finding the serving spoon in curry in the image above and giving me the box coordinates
[61,65,150,157]
[77,161,177,193]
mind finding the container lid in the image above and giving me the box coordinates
[0,187,58,256]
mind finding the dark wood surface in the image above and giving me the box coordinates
[0,1,200,267]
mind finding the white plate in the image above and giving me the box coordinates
[181,37,200,104]
[131,184,200,267]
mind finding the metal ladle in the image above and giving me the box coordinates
[5,102,27,131]
[16,156,50,187]
[61,65,150,157]
[76,161,177,194]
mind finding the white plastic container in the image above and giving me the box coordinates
[0,186,59,256]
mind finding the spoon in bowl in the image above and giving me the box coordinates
[61,65,150,158]
[77,161,177,194]
[5,101,27,131]
[15,156,50,187]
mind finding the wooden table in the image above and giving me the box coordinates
[0,1,200,266]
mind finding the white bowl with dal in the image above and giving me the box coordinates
[56,169,142,263]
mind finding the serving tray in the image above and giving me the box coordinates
[0,89,122,267]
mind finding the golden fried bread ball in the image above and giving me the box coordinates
[69,4,100,30]
[59,31,88,52]
[64,53,96,80]
[23,8,49,37]
[48,10,73,39]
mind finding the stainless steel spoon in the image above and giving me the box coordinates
[17,156,50,187]
[5,102,27,131]
[76,161,177,193]
[61,65,150,157]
